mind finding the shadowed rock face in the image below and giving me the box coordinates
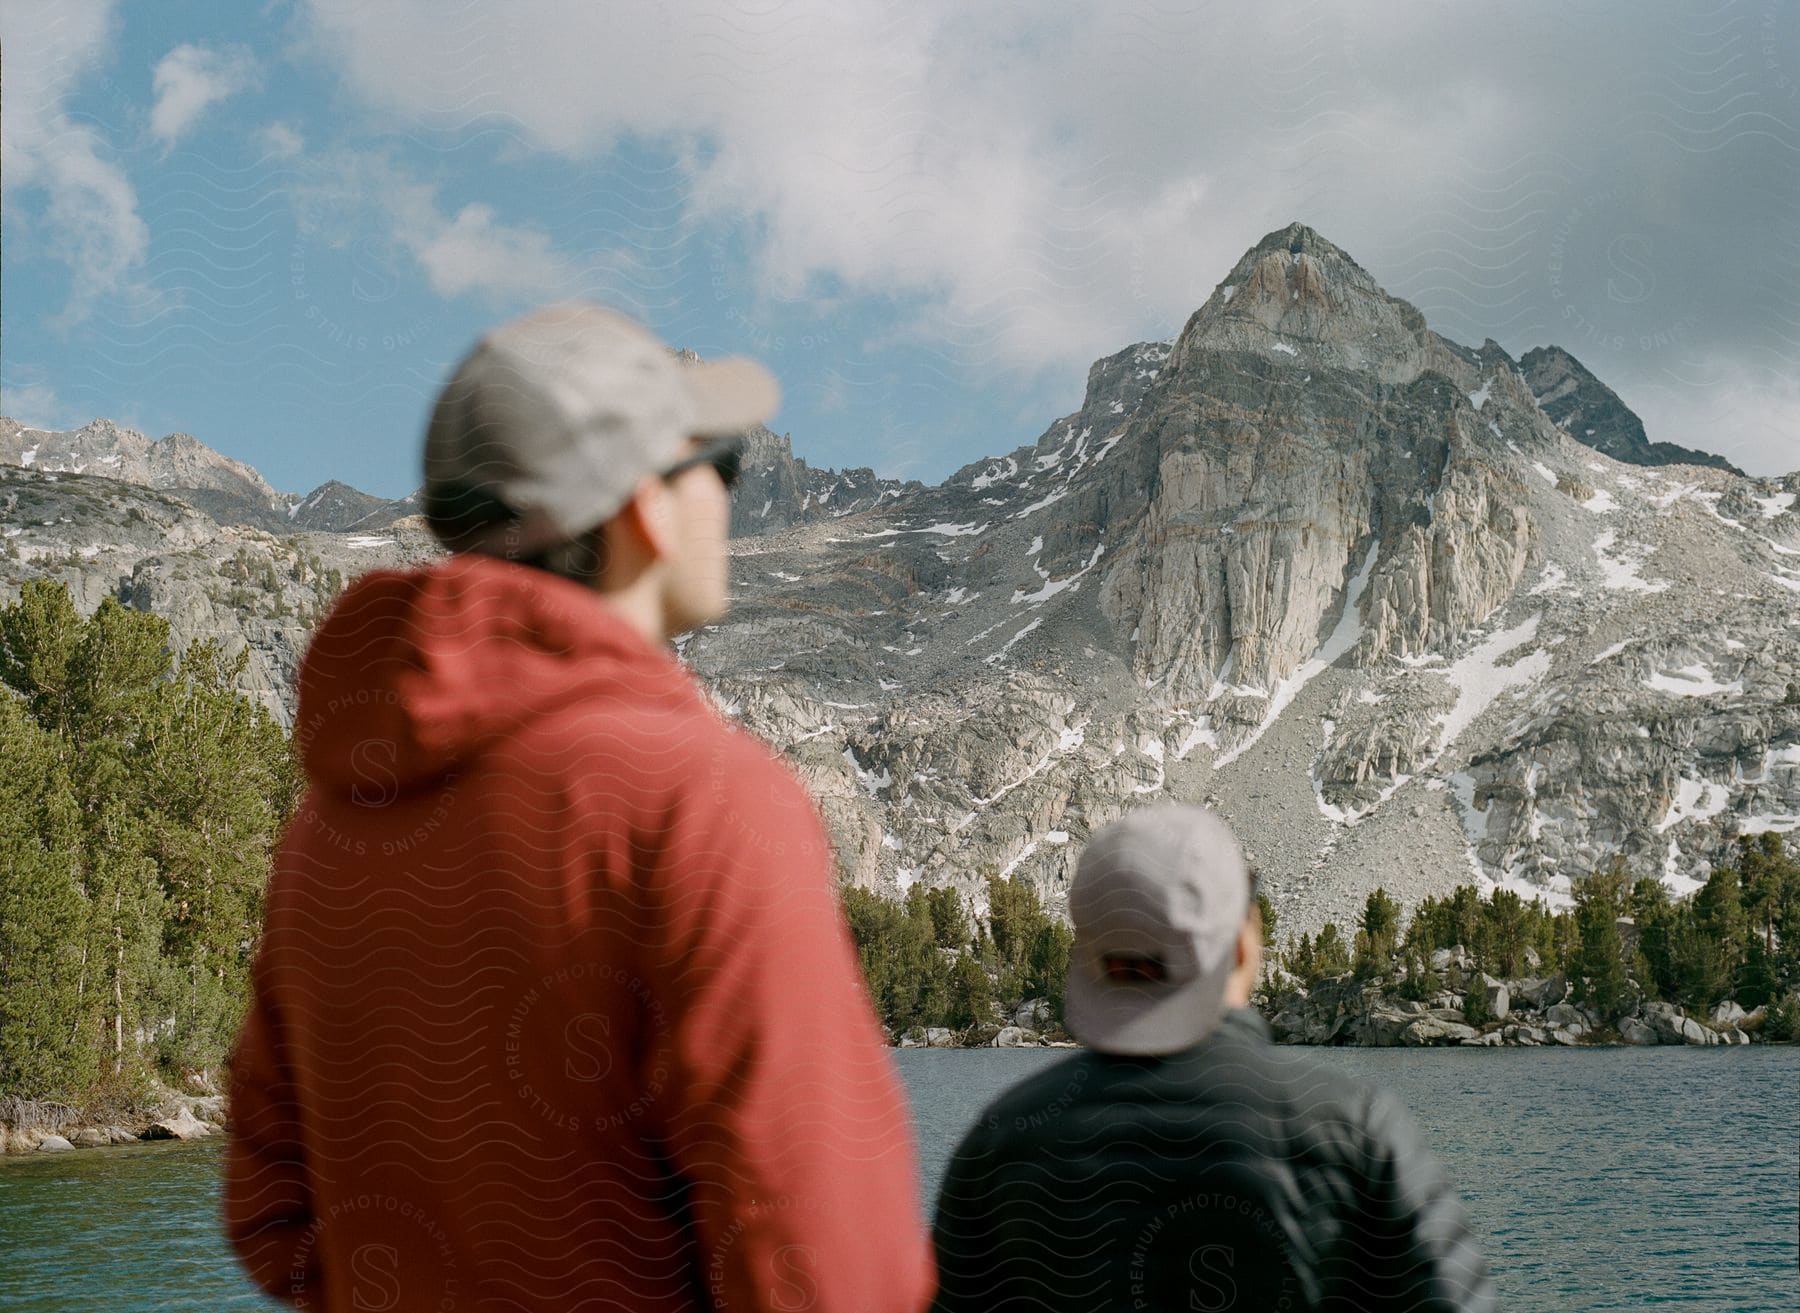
[1520,345,1742,475]
[3,223,1795,937]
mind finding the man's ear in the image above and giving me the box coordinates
[616,475,677,561]
[1236,907,1261,967]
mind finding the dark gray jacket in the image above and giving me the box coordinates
[930,1009,1495,1313]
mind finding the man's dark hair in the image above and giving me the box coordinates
[425,481,608,586]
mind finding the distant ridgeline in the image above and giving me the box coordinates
[0,580,297,1104]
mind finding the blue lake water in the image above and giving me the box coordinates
[1,1046,1795,1311]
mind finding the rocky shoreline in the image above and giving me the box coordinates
[7,977,1784,1156]
[1,1089,228,1157]
[886,954,1788,1050]
[1260,966,1767,1049]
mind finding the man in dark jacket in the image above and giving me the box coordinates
[931,804,1494,1313]
[225,304,934,1312]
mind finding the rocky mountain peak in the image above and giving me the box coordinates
[1169,222,1446,385]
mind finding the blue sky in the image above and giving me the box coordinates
[4,2,1796,499]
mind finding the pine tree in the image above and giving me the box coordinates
[133,638,297,1072]
[944,953,994,1032]
[1689,864,1748,1006]
[925,884,969,950]
[1570,865,1631,1018]
[1482,888,1529,977]
[1737,833,1793,960]
[1352,887,1399,979]
[1312,923,1351,978]
[0,578,85,734]
[0,705,96,1099]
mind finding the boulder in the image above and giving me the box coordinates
[1269,1010,1309,1043]
[1720,1026,1751,1045]
[1710,1001,1747,1027]
[1429,947,1472,974]
[923,1027,956,1048]
[1427,991,1465,1012]
[1618,1017,1658,1045]
[69,1128,109,1148]
[1401,1017,1478,1046]
[1507,976,1545,1009]
[1536,974,1570,1009]
[1550,1029,1580,1046]
[1544,1002,1594,1029]
[992,1026,1042,1048]
[1523,945,1543,972]
[1676,1016,1714,1046]
[1426,1007,1469,1025]
[1355,1008,1418,1047]
[964,1025,1001,1048]
[105,1126,138,1144]
[1460,1032,1505,1046]
[1504,1024,1548,1046]
[37,1135,75,1152]
[1483,980,1511,1022]
[142,1107,211,1141]
[1641,1001,1706,1045]
[187,1094,227,1122]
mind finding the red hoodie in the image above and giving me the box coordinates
[224,553,934,1312]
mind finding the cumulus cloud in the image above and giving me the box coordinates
[150,43,259,146]
[296,0,1799,471]
[0,377,74,430]
[257,122,306,159]
[402,203,570,301]
[0,0,151,326]
[291,151,576,304]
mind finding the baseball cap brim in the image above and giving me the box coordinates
[685,356,780,437]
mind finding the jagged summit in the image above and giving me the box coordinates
[1170,222,1457,386]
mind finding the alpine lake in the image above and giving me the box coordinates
[1,1045,1794,1312]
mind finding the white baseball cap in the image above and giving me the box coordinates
[1064,805,1252,1055]
[423,302,779,557]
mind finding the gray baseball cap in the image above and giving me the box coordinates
[1064,805,1251,1055]
[423,302,779,557]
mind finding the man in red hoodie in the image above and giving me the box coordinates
[224,303,935,1312]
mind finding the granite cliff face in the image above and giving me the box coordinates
[5,223,1795,937]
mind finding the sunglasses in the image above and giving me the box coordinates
[659,434,745,490]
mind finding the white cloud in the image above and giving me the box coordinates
[291,151,576,303]
[403,202,570,301]
[0,378,73,430]
[295,0,1797,445]
[151,44,260,146]
[257,121,306,160]
[0,0,150,325]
